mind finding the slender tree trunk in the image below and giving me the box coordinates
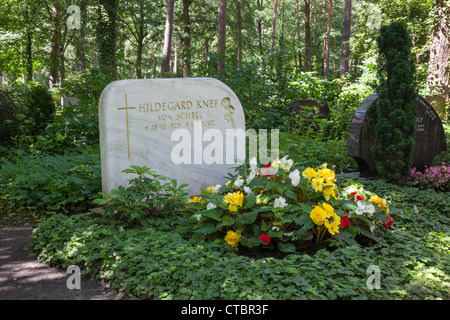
[97,0,118,79]
[324,0,332,78]
[161,0,175,76]
[270,0,278,49]
[173,41,178,74]
[136,39,143,78]
[256,0,264,56]
[49,5,62,89]
[135,1,147,78]
[295,0,303,72]
[236,1,242,68]
[217,0,227,72]
[304,0,312,71]
[427,0,449,94]
[339,0,351,78]
[76,0,88,71]
[182,0,192,77]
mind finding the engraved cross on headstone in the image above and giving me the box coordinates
[116,94,136,158]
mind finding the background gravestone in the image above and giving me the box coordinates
[61,97,79,108]
[289,100,329,129]
[99,78,246,195]
[347,93,447,177]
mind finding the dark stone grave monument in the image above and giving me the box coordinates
[289,99,329,129]
[347,93,447,177]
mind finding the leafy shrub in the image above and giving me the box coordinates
[0,89,24,144]
[93,166,189,226]
[0,150,101,214]
[25,82,56,134]
[279,133,358,173]
[187,156,391,253]
[410,163,450,192]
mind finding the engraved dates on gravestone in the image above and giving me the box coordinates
[99,78,246,195]
[347,93,448,177]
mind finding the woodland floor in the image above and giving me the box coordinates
[0,225,118,300]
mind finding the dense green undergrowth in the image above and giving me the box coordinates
[28,177,449,300]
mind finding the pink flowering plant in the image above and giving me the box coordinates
[410,163,450,192]
[186,156,393,252]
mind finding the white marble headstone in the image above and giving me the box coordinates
[99,78,246,195]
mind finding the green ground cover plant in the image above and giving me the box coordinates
[0,149,101,218]
[27,164,449,300]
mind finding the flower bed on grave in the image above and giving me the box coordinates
[186,156,393,255]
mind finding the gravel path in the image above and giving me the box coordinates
[0,226,117,300]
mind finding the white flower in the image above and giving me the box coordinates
[247,171,256,184]
[280,156,293,171]
[243,186,252,194]
[214,184,221,192]
[194,214,202,221]
[206,202,217,210]
[233,176,244,188]
[366,204,375,215]
[289,169,300,187]
[274,197,288,208]
[355,201,365,215]
[357,200,366,211]
[284,159,293,171]
[249,157,257,167]
[284,232,293,237]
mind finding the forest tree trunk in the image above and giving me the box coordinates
[304,0,312,71]
[324,0,332,78]
[182,0,192,77]
[161,0,175,76]
[427,0,449,94]
[339,0,351,78]
[217,0,227,72]
[270,0,278,49]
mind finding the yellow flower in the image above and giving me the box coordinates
[206,186,215,193]
[302,168,317,180]
[325,222,340,235]
[322,202,334,216]
[224,192,244,213]
[224,230,240,247]
[322,186,336,201]
[311,178,324,192]
[225,180,231,186]
[188,196,202,203]
[310,205,327,225]
[319,168,335,184]
[369,195,382,204]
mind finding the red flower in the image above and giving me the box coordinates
[258,164,274,178]
[340,215,351,227]
[356,195,364,202]
[259,234,271,245]
[384,214,393,228]
[348,191,357,198]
